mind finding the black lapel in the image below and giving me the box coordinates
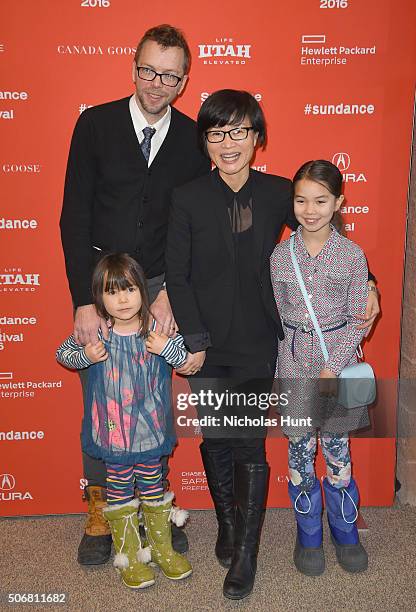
[209,169,234,262]
[251,169,270,273]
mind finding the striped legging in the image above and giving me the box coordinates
[106,461,163,505]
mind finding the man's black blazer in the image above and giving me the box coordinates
[60,96,210,307]
[166,168,297,353]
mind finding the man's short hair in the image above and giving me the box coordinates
[134,24,191,74]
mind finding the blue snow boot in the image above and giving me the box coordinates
[323,477,368,573]
[288,478,325,576]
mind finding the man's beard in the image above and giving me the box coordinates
[137,90,169,116]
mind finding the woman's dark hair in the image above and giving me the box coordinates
[293,159,344,233]
[197,89,266,155]
[92,253,150,336]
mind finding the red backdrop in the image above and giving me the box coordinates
[1,0,415,515]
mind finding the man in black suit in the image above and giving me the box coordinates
[60,24,210,566]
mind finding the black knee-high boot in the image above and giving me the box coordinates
[200,442,235,568]
[223,462,269,600]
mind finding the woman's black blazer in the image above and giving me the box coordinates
[166,168,297,353]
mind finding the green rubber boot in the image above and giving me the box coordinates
[103,498,155,589]
[142,492,192,580]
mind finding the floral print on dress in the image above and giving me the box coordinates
[83,330,175,464]
[107,367,119,382]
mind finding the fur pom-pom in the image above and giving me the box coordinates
[113,552,129,569]
[170,506,189,527]
[137,546,152,564]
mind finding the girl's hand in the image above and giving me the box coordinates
[84,341,108,363]
[356,283,380,336]
[146,331,169,355]
[176,351,206,376]
[319,368,338,397]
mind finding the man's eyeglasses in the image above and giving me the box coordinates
[136,66,182,87]
[205,127,254,143]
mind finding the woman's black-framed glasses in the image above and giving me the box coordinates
[205,127,254,143]
[136,66,182,87]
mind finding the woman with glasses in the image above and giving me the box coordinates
[166,89,296,599]
[166,89,379,600]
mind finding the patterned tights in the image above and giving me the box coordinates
[288,433,351,491]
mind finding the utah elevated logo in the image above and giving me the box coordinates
[198,38,252,65]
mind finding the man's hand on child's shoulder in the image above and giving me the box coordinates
[84,340,108,363]
[146,331,169,355]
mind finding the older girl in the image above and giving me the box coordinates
[271,160,371,576]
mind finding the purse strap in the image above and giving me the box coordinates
[289,233,330,362]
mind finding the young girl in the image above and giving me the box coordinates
[57,253,192,589]
[270,160,370,577]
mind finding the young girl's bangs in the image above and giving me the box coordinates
[101,255,141,293]
[92,253,150,333]
[103,270,135,293]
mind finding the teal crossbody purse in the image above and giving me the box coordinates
[289,233,376,409]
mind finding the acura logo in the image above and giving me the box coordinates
[0,473,16,490]
[332,152,351,172]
